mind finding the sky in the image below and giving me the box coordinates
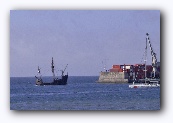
[10,10,160,77]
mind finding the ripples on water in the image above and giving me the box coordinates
[10,76,160,110]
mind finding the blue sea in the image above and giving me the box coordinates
[10,76,160,110]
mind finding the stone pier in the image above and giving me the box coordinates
[98,72,128,83]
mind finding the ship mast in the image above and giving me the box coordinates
[38,66,41,74]
[62,64,68,76]
[35,66,42,79]
[51,57,55,80]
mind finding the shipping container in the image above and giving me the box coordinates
[126,66,130,69]
[119,69,123,72]
[110,68,120,72]
[108,63,159,82]
[112,65,120,69]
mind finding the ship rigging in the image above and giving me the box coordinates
[35,57,68,85]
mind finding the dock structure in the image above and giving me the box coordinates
[98,71,128,83]
[98,62,160,83]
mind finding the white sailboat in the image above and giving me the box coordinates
[129,33,160,88]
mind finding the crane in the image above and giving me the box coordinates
[146,33,158,78]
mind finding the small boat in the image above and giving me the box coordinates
[129,33,160,88]
[35,57,68,85]
[129,80,160,88]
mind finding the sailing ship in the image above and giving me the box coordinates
[35,57,68,85]
[129,33,160,88]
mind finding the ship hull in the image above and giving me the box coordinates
[36,75,68,86]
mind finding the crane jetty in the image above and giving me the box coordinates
[98,33,160,84]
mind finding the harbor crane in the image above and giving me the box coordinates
[146,33,158,78]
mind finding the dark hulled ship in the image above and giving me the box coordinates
[35,57,68,85]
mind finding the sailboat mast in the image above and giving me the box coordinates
[51,57,55,80]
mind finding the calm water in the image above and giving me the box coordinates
[10,76,160,110]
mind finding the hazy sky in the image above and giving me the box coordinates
[10,10,160,77]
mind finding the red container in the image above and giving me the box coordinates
[112,65,120,69]
[110,67,126,72]
[119,69,123,72]
[110,68,120,72]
